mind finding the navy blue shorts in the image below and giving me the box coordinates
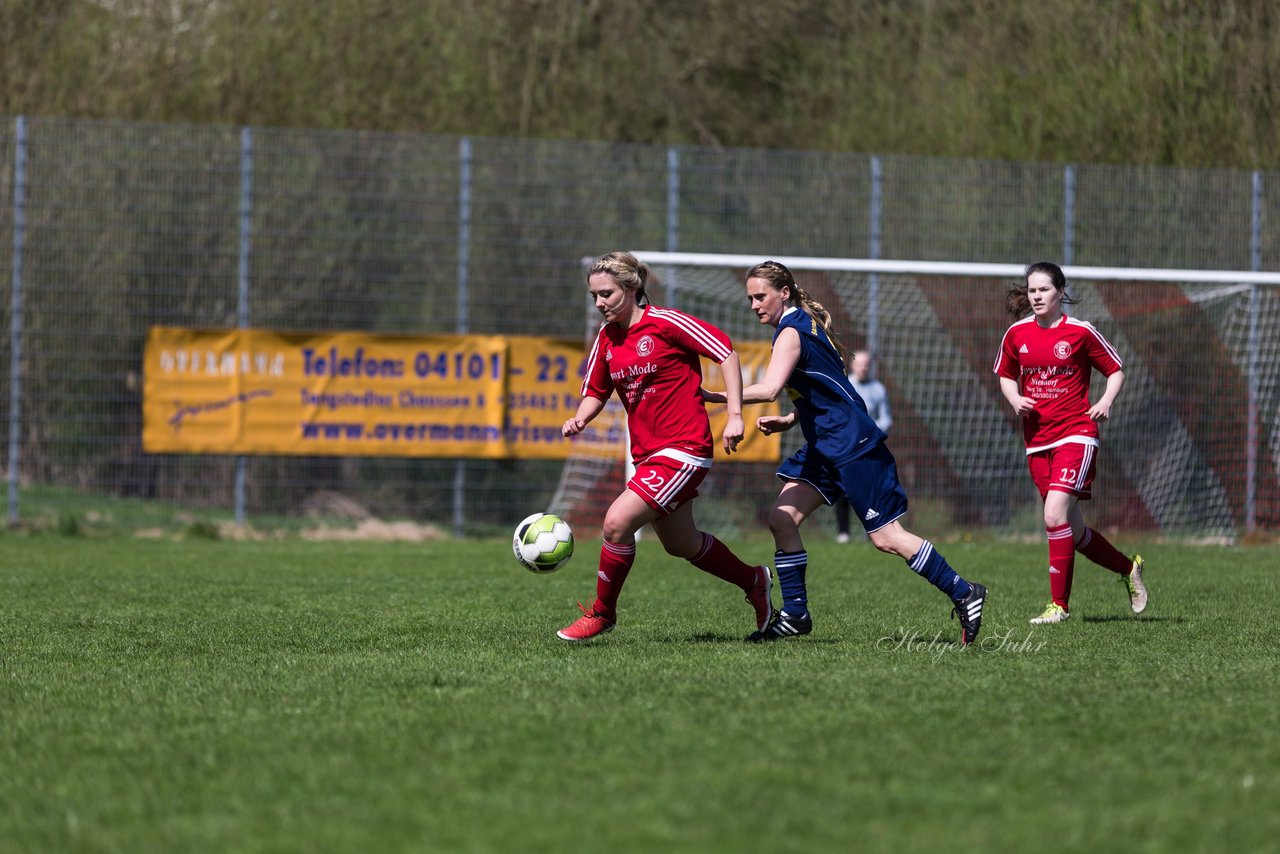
[776,442,908,534]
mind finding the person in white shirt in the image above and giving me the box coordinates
[835,350,892,543]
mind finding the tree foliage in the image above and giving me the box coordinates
[3,0,1279,167]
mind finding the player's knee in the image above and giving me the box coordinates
[668,542,700,561]
[600,514,635,544]
[767,506,799,538]
[868,532,899,556]
[868,524,914,558]
[1043,510,1069,529]
[658,528,703,561]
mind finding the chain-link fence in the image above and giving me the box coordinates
[2,116,1277,538]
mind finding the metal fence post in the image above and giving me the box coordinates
[1246,171,1262,536]
[666,147,680,254]
[453,137,472,537]
[1063,165,1076,266]
[868,155,882,372]
[7,117,26,528]
[234,127,254,526]
[665,146,680,310]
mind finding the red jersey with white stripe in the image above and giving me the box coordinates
[993,313,1123,453]
[581,305,734,461]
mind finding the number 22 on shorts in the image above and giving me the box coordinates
[640,468,666,490]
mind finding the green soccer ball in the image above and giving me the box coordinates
[512,512,574,573]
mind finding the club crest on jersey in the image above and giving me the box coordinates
[636,335,655,357]
[1054,340,1072,359]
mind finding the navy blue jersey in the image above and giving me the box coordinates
[775,306,886,465]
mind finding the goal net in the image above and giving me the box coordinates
[551,252,1280,542]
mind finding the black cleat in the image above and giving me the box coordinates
[951,583,987,646]
[747,609,813,642]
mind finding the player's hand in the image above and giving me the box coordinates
[1088,401,1111,422]
[562,417,587,437]
[755,414,793,435]
[1010,395,1036,417]
[722,415,745,454]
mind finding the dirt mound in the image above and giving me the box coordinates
[301,519,448,542]
[299,490,373,521]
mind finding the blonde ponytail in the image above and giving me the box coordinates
[795,288,849,363]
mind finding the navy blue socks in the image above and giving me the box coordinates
[774,549,809,616]
[907,540,971,601]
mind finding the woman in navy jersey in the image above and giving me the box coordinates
[556,251,772,642]
[708,260,987,646]
[994,261,1147,625]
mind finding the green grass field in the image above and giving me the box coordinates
[1,533,1276,852]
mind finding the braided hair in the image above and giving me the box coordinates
[746,260,848,362]
[588,250,650,306]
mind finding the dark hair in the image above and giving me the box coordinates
[746,260,848,361]
[1006,260,1077,318]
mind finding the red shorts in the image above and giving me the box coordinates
[1027,441,1097,500]
[627,449,711,514]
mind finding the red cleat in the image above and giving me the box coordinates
[556,602,616,642]
[745,565,773,632]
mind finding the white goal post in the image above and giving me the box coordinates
[551,252,1280,541]
[637,252,1280,285]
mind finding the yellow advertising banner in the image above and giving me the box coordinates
[144,327,511,457]
[701,341,781,462]
[142,327,779,461]
[501,335,585,459]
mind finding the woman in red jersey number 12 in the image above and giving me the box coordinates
[556,251,772,642]
[994,261,1148,625]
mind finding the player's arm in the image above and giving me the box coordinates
[568,330,614,436]
[1000,375,1036,416]
[717,351,745,454]
[742,328,800,404]
[992,329,1035,417]
[1083,326,1125,422]
[1088,369,1125,422]
[562,395,606,437]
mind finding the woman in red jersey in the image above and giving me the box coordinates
[994,261,1148,624]
[556,251,771,642]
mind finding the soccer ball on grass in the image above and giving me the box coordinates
[512,512,574,573]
